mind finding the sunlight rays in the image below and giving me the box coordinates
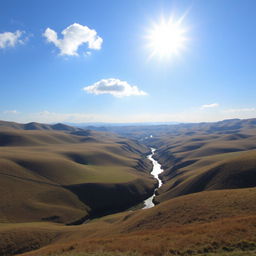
[146,15,188,60]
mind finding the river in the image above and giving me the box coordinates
[143,148,164,209]
[82,148,163,224]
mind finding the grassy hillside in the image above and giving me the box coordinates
[1,118,256,256]
[0,120,81,132]
[80,118,256,206]
[0,187,254,256]
[81,118,256,140]
[0,128,156,225]
[147,129,256,203]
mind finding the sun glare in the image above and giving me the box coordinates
[147,16,187,59]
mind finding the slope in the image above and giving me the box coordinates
[0,129,156,224]
[149,129,256,203]
[1,187,255,256]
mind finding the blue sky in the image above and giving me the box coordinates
[0,0,256,123]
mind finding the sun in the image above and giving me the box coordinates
[147,16,187,59]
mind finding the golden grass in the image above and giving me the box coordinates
[0,129,154,225]
[1,123,256,256]
[2,188,252,256]
[153,130,256,203]
[47,252,142,256]
[30,251,256,256]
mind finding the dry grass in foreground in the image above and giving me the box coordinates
[14,187,256,256]
[43,250,256,256]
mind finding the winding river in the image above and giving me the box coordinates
[143,148,164,209]
[82,148,163,224]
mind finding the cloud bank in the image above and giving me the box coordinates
[43,23,103,56]
[0,30,25,48]
[83,78,147,97]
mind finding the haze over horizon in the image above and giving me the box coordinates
[1,0,256,124]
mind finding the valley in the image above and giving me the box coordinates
[0,118,256,256]
[2,1,255,255]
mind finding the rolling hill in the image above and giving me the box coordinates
[79,118,256,140]
[150,129,256,203]
[0,118,256,256]
[78,118,256,205]
[1,187,255,256]
[0,127,156,225]
[0,120,81,132]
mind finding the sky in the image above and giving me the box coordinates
[0,0,256,124]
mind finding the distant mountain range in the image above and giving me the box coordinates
[1,118,256,139]
[64,121,180,127]
[78,118,256,139]
[0,120,82,132]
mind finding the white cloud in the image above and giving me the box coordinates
[201,103,219,109]
[3,110,19,114]
[0,30,25,48]
[43,23,103,56]
[83,78,147,97]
